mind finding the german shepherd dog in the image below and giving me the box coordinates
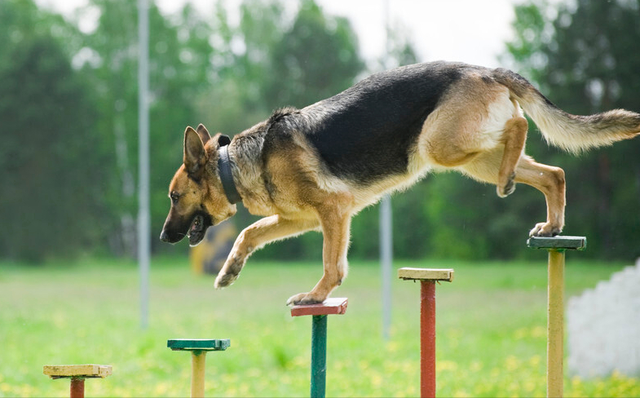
[160,61,640,305]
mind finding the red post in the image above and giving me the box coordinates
[421,281,436,398]
[398,268,454,398]
[69,378,85,398]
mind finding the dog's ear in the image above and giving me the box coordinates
[184,126,206,177]
[196,124,211,145]
[217,134,231,147]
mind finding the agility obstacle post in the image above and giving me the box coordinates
[290,297,348,398]
[528,236,586,398]
[398,268,454,398]
[167,339,230,398]
[43,364,112,398]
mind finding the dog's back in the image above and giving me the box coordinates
[292,62,478,183]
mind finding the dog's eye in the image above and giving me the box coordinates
[170,192,180,203]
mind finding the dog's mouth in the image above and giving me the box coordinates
[187,212,213,246]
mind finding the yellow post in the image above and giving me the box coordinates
[547,249,564,398]
[527,236,586,398]
[167,339,230,398]
[43,365,112,398]
[191,351,206,398]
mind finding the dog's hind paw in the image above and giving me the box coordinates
[529,222,562,237]
[497,172,516,198]
[286,292,326,306]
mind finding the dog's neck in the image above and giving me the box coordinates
[217,144,242,204]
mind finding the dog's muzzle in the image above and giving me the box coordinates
[159,230,170,243]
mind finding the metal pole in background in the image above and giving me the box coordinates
[137,0,150,330]
[380,0,393,342]
[380,195,393,341]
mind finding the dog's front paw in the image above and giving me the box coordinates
[214,253,247,289]
[214,271,238,289]
[286,292,326,306]
[529,222,562,237]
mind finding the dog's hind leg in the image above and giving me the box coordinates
[497,116,528,197]
[460,149,566,237]
[287,194,353,306]
[514,157,566,237]
[214,215,319,288]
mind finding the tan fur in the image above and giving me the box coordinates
[162,65,639,305]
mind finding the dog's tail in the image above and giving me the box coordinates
[493,68,640,153]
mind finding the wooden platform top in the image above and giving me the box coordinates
[290,297,348,317]
[43,365,112,379]
[398,268,454,282]
[167,339,230,351]
[527,236,587,251]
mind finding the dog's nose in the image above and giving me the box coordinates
[159,230,170,242]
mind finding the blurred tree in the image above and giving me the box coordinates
[500,0,554,88]
[0,0,83,61]
[0,34,108,262]
[197,0,286,134]
[265,0,365,109]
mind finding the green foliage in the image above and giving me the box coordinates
[0,9,111,262]
[265,0,365,109]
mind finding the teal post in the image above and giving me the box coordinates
[291,298,348,398]
[311,315,328,398]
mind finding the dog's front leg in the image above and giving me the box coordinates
[287,197,353,305]
[215,215,319,288]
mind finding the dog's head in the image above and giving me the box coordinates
[160,124,237,246]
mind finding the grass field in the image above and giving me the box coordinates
[1,256,639,397]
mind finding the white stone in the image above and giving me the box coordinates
[568,260,640,378]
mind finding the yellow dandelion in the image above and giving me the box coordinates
[505,355,520,371]
[531,326,546,338]
[386,341,399,353]
[524,378,536,392]
[529,354,541,367]
[154,381,170,396]
[514,328,527,339]
[470,360,483,372]
[436,360,458,372]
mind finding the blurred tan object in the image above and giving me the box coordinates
[190,222,236,275]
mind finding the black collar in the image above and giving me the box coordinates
[217,144,242,204]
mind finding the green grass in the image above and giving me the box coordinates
[1,257,639,397]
